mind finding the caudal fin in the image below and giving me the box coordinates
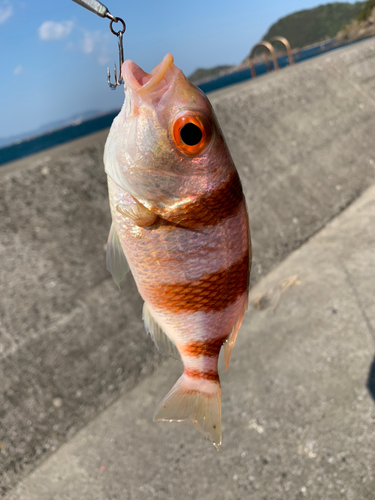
[154,375,222,450]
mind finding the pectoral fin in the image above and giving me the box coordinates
[116,197,158,228]
[106,223,130,288]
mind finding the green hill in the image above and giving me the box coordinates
[188,65,234,84]
[262,2,364,49]
[337,0,375,40]
[355,0,375,20]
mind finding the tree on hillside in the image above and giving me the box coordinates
[356,0,375,20]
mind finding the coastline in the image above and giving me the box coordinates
[1,33,374,168]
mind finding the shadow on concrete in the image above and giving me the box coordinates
[366,355,375,402]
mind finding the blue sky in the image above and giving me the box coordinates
[1,0,358,139]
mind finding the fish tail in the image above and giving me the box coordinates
[154,372,222,450]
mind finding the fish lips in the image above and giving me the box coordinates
[122,53,175,96]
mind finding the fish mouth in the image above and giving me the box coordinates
[122,53,174,94]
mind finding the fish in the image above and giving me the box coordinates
[103,53,251,450]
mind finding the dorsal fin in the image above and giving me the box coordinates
[106,223,130,288]
[143,303,180,360]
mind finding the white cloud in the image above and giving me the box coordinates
[0,2,12,24]
[96,33,112,66]
[66,29,111,66]
[81,30,96,54]
[13,65,22,75]
[98,50,110,66]
[38,20,74,41]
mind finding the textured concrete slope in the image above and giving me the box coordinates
[6,185,375,500]
[0,136,162,494]
[1,37,375,493]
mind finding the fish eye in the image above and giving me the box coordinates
[172,112,211,156]
[180,123,202,146]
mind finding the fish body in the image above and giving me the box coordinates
[104,54,251,449]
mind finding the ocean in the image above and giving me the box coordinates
[0,37,369,167]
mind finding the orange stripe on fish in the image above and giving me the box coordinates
[182,336,228,357]
[184,368,220,382]
[163,171,244,228]
[149,249,249,313]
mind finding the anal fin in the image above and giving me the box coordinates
[143,303,180,360]
[223,298,248,370]
[106,223,130,288]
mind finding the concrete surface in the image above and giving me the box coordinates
[0,136,162,495]
[1,37,375,494]
[5,184,375,500]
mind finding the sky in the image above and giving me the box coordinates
[0,0,359,139]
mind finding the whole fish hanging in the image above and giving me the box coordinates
[104,53,252,450]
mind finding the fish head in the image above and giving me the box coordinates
[104,53,235,217]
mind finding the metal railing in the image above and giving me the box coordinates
[248,37,294,79]
[269,36,294,66]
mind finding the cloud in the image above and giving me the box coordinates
[13,65,22,75]
[95,33,112,66]
[98,50,110,66]
[68,29,111,66]
[81,30,96,54]
[38,20,73,41]
[0,2,12,24]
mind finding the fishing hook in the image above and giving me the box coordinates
[107,16,126,89]
[71,0,126,89]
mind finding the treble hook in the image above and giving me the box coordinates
[107,15,126,89]
[71,0,126,89]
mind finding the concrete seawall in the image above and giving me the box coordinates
[1,37,375,493]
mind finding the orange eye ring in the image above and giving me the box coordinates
[172,111,212,156]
